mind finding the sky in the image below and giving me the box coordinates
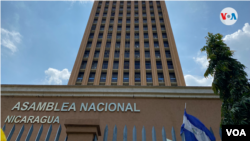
[1,1,250,86]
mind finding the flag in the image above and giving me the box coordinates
[180,109,216,141]
[1,128,6,141]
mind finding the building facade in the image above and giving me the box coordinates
[68,1,185,86]
[1,1,221,141]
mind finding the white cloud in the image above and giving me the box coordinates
[1,28,22,52]
[185,75,213,86]
[223,23,250,78]
[66,0,95,4]
[44,68,71,85]
[193,55,209,69]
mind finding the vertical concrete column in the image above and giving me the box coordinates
[94,1,112,85]
[129,2,135,85]
[160,1,186,86]
[138,1,147,86]
[65,119,101,141]
[146,1,159,86]
[117,2,127,85]
[82,2,105,85]
[106,1,119,85]
[68,2,98,85]
[153,1,171,86]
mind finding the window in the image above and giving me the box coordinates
[84,51,90,58]
[135,51,140,58]
[104,50,109,58]
[135,18,139,23]
[89,33,94,39]
[135,25,139,30]
[96,42,102,47]
[144,33,148,39]
[170,73,176,82]
[110,19,114,23]
[159,12,163,16]
[123,73,129,82]
[87,41,92,47]
[100,73,107,82]
[103,12,107,16]
[124,61,129,69]
[113,61,119,69]
[145,51,150,58]
[168,61,173,69]
[161,25,165,30]
[126,19,130,23]
[112,73,118,82]
[135,12,138,16]
[143,19,147,23]
[146,73,152,82]
[158,73,164,82]
[154,42,159,48]
[91,61,98,69]
[98,33,103,39]
[91,25,96,30]
[135,73,141,82]
[109,26,113,31]
[88,73,95,82]
[117,33,121,39]
[156,61,162,69]
[77,73,84,82]
[117,25,122,30]
[106,41,111,48]
[143,25,148,30]
[115,51,120,58]
[103,61,108,69]
[125,50,130,58]
[165,51,171,58]
[160,18,164,23]
[162,33,167,38]
[102,19,106,23]
[100,25,104,30]
[126,33,130,39]
[135,33,139,39]
[155,51,160,58]
[118,19,122,23]
[107,33,112,39]
[144,41,149,47]
[94,51,100,58]
[145,61,151,69]
[111,12,115,16]
[152,25,156,30]
[125,41,130,48]
[135,61,140,69]
[116,42,120,48]
[135,42,139,48]
[93,19,98,23]
[127,12,131,16]
[153,33,158,38]
[81,61,87,69]
[164,41,169,47]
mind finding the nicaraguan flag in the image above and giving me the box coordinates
[180,109,216,141]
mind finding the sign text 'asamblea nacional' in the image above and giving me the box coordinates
[5,102,140,124]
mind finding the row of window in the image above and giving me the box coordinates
[83,50,171,59]
[77,71,176,84]
[80,60,174,70]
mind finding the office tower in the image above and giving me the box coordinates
[68,1,186,86]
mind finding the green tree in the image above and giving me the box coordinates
[201,32,250,125]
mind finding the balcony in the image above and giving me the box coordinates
[158,78,164,82]
[146,78,152,82]
[100,78,106,82]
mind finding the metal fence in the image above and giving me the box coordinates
[2,124,222,141]
[2,124,65,141]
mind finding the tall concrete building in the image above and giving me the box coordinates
[1,1,221,141]
[68,1,186,86]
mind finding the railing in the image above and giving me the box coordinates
[146,78,153,82]
[76,78,82,82]
[158,78,164,82]
[1,122,223,141]
[100,78,106,82]
[170,78,177,82]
